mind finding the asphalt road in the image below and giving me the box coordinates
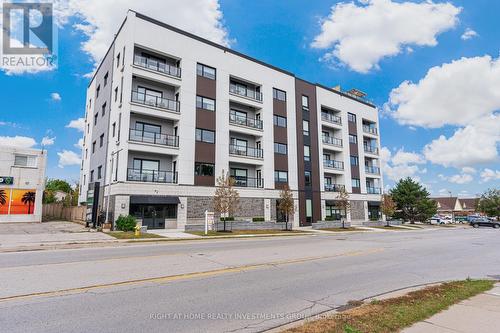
[1,227,499,333]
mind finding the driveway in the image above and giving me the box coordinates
[0,221,114,250]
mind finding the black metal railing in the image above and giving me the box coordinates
[129,129,179,147]
[367,187,381,194]
[364,145,379,155]
[229,83,263,101]
[133,55,181,78]
[230,176,264,188]
[323,160,344,170]
[363,125,378,135]
[322,136,343,147]
[325,184,345,192]
[229,144,263,158]
[321,113,342,125]
[127,169,178,183]
[365,166,380,174]
[229,113,263,129]
[131,91,180,112]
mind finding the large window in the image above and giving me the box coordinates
[135,122,161,134]
[97,166,102,179]
[305,171,312,186]
[273,88,286,101]
[304,145,311,161]
[303,120,310,136]
[137,86,163,104]
[274,170,288,183]
[197,63,216,80]
[195,163,215,176]
[133,159,160,172]
[273,115,287,127]
[352,178,361,188]
[14,155,37,167]
[274,142,287,155]
[196,96,215,111]
[349,134,357,144]
[302,95,309,109]
[99,134,104,147]
[350,156,359,166]
[348,113,356,123]
[196,128,215,143]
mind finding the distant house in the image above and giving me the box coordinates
[431,197,478,216]
[53,190,68,202]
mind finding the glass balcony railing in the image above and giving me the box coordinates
[129,129,179,147]
[229,113,263,130]
[133,55,181,78]
[321,113,342,125]
[131,91,180,112]
[363,125,378,135]
[364,145,379,155]
[229,83,263,102]
[365,166,380,175]
[322,136,343,147]
[366,187,381,194]
[230,176,264,188]
[127,169,177,183]
[229,145,263,159]
[325,184,345,192]
[323,160,344,170]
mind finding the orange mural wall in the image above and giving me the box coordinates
[0,188,10,215]
[0,189,36,215]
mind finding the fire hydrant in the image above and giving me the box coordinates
[134,225,141,237]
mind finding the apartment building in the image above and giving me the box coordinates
[78,10,383,230]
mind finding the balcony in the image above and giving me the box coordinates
[323,160,344,170]
[321,113,342,125]
[229,83,263,102]
[365,166,380,175]
[229,113,263,130]
[231,176,264,188]
[129,129,178,147]
[364,145,379,155]
[229,145,263,159]
[363,125,378,135]
[133,54,181,78]
[131,91,180,112]
[127,169,177,183]
[325,184,345,192]
[322,136,343,147]
[367,187,381,194]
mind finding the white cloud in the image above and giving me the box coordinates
[311,0,460,73]
[380,147,426,182]
[387,55,500,128]
[66,118,85,132]
[423,114,500,167]
[461,28,478,40]
[441,173,474,184]
[75,138,84,150]
[480,169,500,182]
[41,136,56,146]
[62,0,230,66]
[461,167,476,174]
[391,149,425,165]
[50,93,62,101]
[0,136,36,148]
[57,150,81,168]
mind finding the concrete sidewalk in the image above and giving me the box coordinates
[404,282,500,333]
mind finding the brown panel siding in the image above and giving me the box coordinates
[194,175,215,187]
[196,109,216,130]
[273,126,288,147]
[274,154,288,171]
[348,115,361,194]
[273,99,287,117]
[196,76,216,99]
[273,93,289,189]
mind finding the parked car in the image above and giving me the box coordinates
[469,217,500,229]
[429,215,441,224]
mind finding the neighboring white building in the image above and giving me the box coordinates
[0,146,47,223]
[78,10,383,230]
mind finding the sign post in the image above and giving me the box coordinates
[86,182,100,228]
[205,210,214,235]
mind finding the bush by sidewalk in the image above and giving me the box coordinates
[115,215,136,232]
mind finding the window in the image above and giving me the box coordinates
[305,171,312,186]
[273,115,287,127]
[304,145,311,161]
[197,63,216,80]
[92,141,96,153]
[94,114,98,126]
[96,85,100,98]
[350,156,359,166]
[349,134,357,144]
[103,72,108,86]
[112,122,116,137]
[348,113,356,123]
[85,149,88,159]
[116,53,120,68]
[196,96,215,111]
[114,87,118,102]
[101,102,106,117]
[306,199,312,220]
[352,178,361,188]
[83,174,86,185]
[274,142,287,155]
[302,95,309,109]
[90,170,94,182]
[195,163,215,176]
[274,171,288,183]
[273,88,286,101]
[133,158,160,172]
[303,120,310,136]
[196,128,215,143]
[97,166,102,179]
[99,134,104,147]
[14,155,37,167]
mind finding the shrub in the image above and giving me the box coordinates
[252,217,265,222]
[115,215,137,231]
[220,216,235,221]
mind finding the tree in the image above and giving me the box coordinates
[478,189,500,218]
[0,189,6,206]
[381,193,396,226]
[21,191,36,214]
[45,179,72,193]
[277,185,295,231]
[336,186,351,228]
[390,177,437,223]
[212,170,240,232]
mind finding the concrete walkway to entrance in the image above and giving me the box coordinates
[151,229,201,239]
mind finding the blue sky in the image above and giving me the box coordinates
[0,0,499,197]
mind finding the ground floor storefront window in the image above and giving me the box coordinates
[130,204,177,229]
[368,202,381,221]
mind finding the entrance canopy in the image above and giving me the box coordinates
[130,195,180,205]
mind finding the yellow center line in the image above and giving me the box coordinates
[0,247,383,303]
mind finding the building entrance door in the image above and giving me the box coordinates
[142,205,166,229]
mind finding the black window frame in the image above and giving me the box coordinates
[274,142,287,155]
[350,156,359,166]
[274,170,288,183]
[305,171,312,186]
[196,95,216,111]
[195,162,215,176]
[196,128,215,144]
[352,178,361,188]
[273,88,286,101]
[348,113,356,123]
[349,134,357,144]
[196,63,216,80]
[273,115,287,127]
